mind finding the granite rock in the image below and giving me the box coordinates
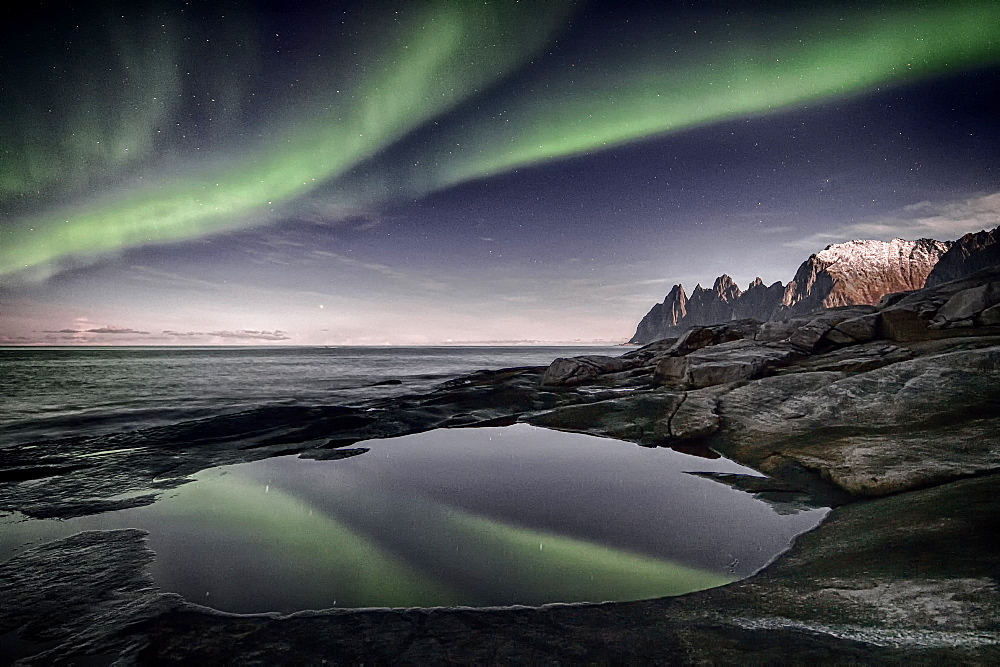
[654,340,802,389]
[540,355,639,387]
[714,345,1000,496]
[524,392,685,446]
[930,281,1000,326]
[924,225,1000,287]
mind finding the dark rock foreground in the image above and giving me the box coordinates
[2,266,1000,664]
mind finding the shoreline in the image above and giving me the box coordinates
[2,267,999,663]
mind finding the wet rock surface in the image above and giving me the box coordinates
[540,355,641,387]
[879,266,1000,341]
[653,339,802,388]
[2,266,1000,663]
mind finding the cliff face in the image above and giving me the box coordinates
[732,277,786,321]
[686,275,743,327]
[775,238,951,319]
[630,284,688,345]
[925,227,1000,287]
[629,275,785,344]
[630,237,951,345]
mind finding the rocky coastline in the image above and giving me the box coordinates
[2,243,999,662]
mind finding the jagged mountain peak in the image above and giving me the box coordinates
[664,283,686,299]
[814,237,951,265]
[925,227,1000,287]
[629,234,959,345]
[779,237,951,315]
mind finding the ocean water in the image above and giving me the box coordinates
[0,345,623,447]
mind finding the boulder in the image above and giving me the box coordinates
[931,282,1000,326]
[669,326,719,355]
[754,317,808,343]
[668,386,728,440]
[621,336,679,361]
[827,313,879,343]
[524,392,685,446]
[665,320,760,357]
[879,305,938,341]
[654,340,802,389]
[981,304,1000,326]
[755,307,878,350]
[540,355,638,387]
[875,291,912,309]
[782,342,914,374]
[714,346,1000,497]
[688,360,759,388]
[786,321,829,351]
[786,306,878,352]
[878,265,1000,339]
[652,356,689,384]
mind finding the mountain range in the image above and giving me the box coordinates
[630,226,999,344]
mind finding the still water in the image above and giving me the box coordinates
[1,424,826,613]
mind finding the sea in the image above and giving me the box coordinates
[0,345,624,448]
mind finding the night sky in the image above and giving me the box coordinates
[2,0,999,345]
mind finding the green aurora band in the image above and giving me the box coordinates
[2,0,999,279]
[1,0,575,278]
[419,0,1000,191]
[0,460,734,608]
[153,464,732,607]
[146,468,463,609]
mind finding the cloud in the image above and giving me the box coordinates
[244,249,295,267]
[758,225,797,235]
[41,326,149,335]
[162,329,291,341]
[291,199,384,230]
[310,250,450,291]
[85,326,150,334]
[786,191,1000,250]
[128,266,225,291]
[207,330,291,341]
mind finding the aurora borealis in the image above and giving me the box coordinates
[2,0,999,345]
